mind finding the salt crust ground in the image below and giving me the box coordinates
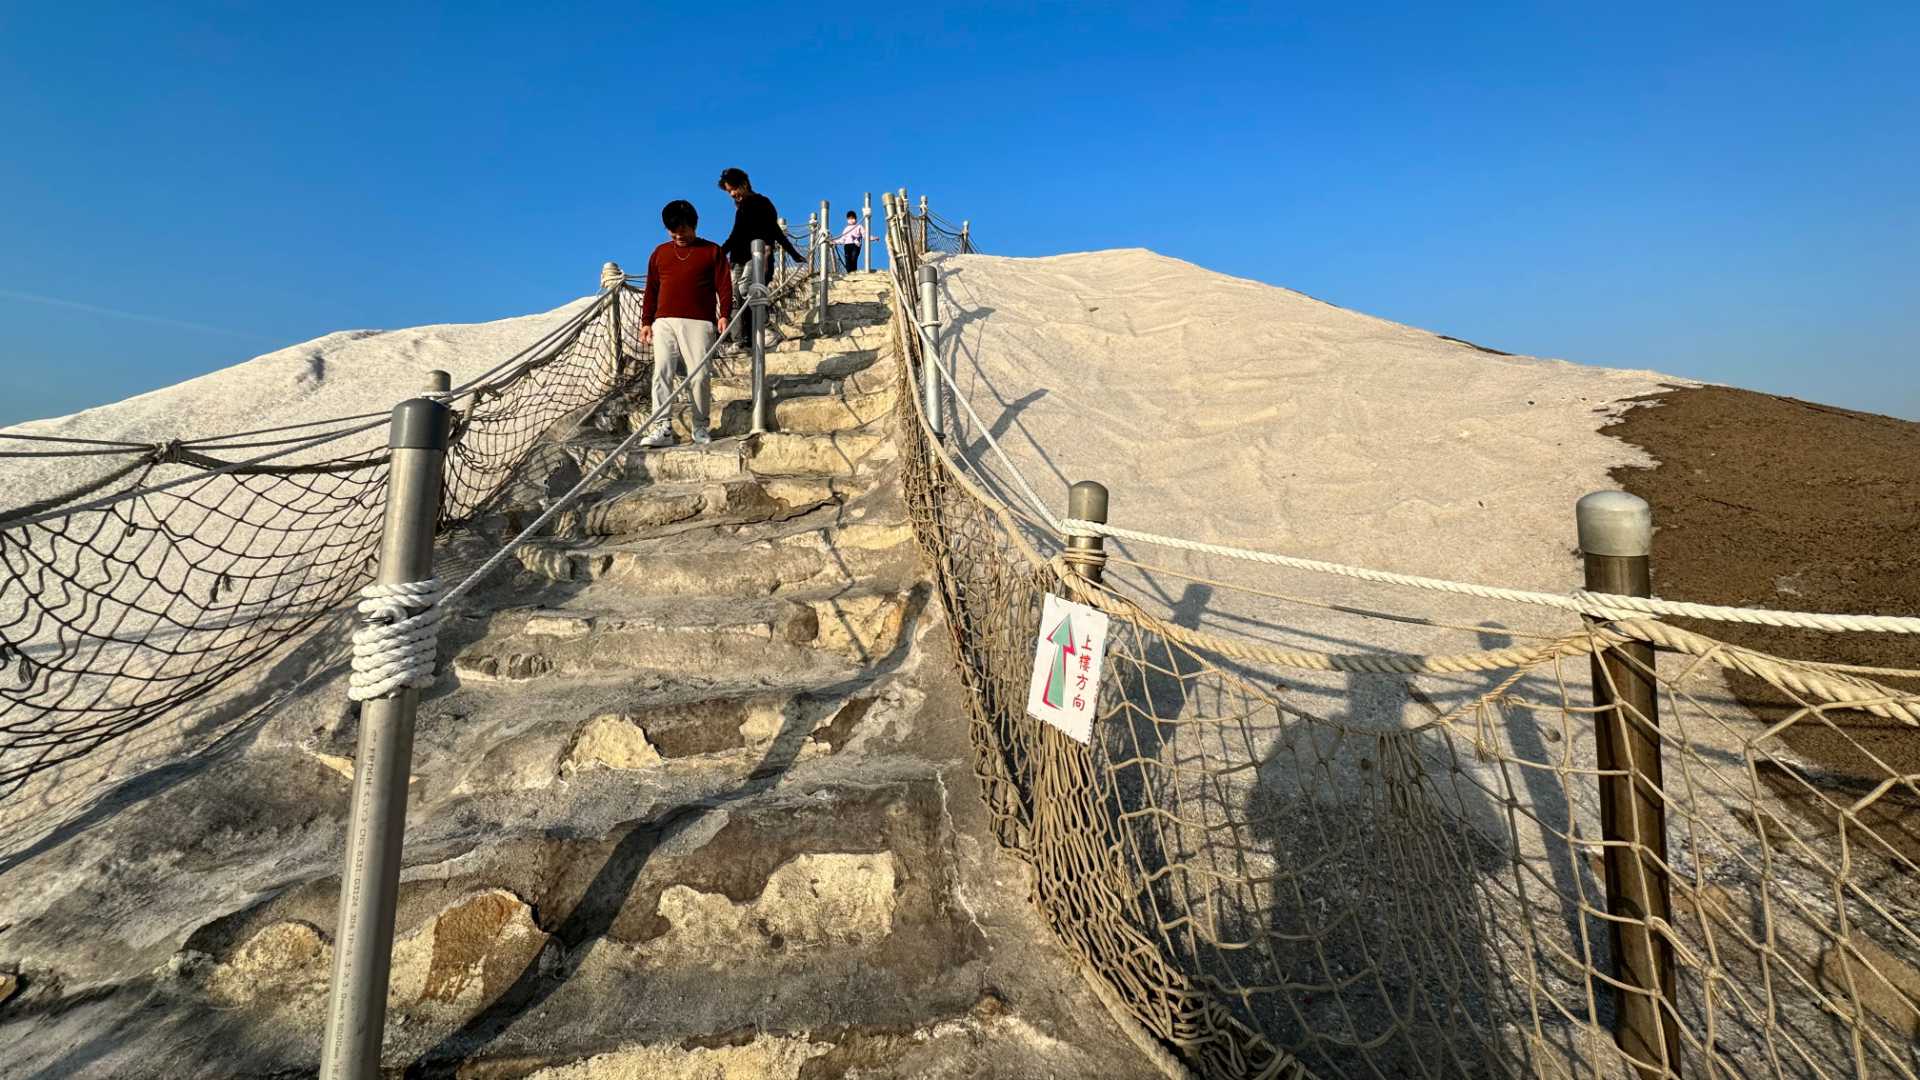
[933,247,1687,649]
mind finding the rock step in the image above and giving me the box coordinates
[571,429,891,485]
[641,384,896,440]
[766,325,889,351]
[440,679,896,800]
[448,586,918,686]
[512,516,916,594]
[506,475,846,540]
[175,777,987,1075]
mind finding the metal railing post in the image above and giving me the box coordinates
[960,220,970,254]
[806,211,817,279]
[423,370,450,396]
[917,194,929,255]
[816,204,830,328]
[775,218,787,286]
[881,193,895,273]
[319,390,451,1080]
[1578,490,1678,1080]
[750,238,769,434]
[1062,482,1109,583]
[862,192,873,272]
[917,265,943,441]
[600,261,624,379]
[819,198,833,286]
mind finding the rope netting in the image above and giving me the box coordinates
[884,208,1920,1078]
[0,265,809,807]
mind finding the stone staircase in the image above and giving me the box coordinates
[0,273,1163,1079]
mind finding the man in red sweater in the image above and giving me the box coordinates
[639,199,731,447]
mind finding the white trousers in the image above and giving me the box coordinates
[650,317,716,430]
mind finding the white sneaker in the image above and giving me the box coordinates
[690,426,712,445]
[639,427,675,449]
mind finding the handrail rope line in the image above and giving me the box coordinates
[1062,517,1920,635]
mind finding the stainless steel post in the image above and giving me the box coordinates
[917,194,929,254]
[960,220,970,254]
[423,370,450,395]
[819,199,832,285]
[862,192,873,272]
[750,238,769,434]
[1063,482,1109,583]
[1578,491,1678,1080]
[806,212,817,278]
[816,207,830,328]
[774,218,787,286]
[319,394,450,1080]
[917,265,943,440]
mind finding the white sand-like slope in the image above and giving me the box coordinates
[933,248,1689,652]
[5,298,595,507]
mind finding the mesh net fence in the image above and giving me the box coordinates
[0,262,814,810]
[883,212,1920,1078]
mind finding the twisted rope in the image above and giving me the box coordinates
[348,579,444,702]
[1063,518,1920,635]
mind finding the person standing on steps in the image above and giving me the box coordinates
[717,167,804,348]
[833,209,865,274]
[639,199,730,448]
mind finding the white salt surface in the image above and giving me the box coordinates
[931,249,1689,654]
[927,253,1867,1073]
[4,298,594,507]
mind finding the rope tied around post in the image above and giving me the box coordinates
[599,261,625,291]
[347,578,443,702]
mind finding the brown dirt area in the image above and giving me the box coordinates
[1603,385,1920,788]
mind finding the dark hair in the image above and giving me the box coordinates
[717,168,749,190]
[661,199,697,230]
[846,210,857,218]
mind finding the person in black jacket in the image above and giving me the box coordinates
[717,168,805,345]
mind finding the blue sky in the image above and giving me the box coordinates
[1,2,1915,426]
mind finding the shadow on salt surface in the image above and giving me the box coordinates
[1083,586,1653,1079]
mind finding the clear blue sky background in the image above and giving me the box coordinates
[2,2,1915,426]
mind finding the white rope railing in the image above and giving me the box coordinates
[1059,517,1920,634]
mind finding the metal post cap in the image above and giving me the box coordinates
[390,398,452,451]
[917,266,938,285]
[1068,480,1110,524]
[1576,491,1652,557]
[422,370,451,394]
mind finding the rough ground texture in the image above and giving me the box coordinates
[0,274,1162,1079]
[1605,385,1920,780]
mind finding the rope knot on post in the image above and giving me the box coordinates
[347,579,443,702]
[599,262,625,291]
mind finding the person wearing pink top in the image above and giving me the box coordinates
[833,210,865,273]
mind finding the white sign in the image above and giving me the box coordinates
[1025,593,1110,744]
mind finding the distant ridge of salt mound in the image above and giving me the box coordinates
[5,303,590,446]
[937,246,1691,607]
[3,299,595,509]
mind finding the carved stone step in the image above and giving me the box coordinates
[172,778,985,1073]
[517,476,844,540]
[511,522,913,594]
[746,430,890,478]
[449,587,915,687]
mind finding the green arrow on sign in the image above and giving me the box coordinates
[1043,613,1075,709]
